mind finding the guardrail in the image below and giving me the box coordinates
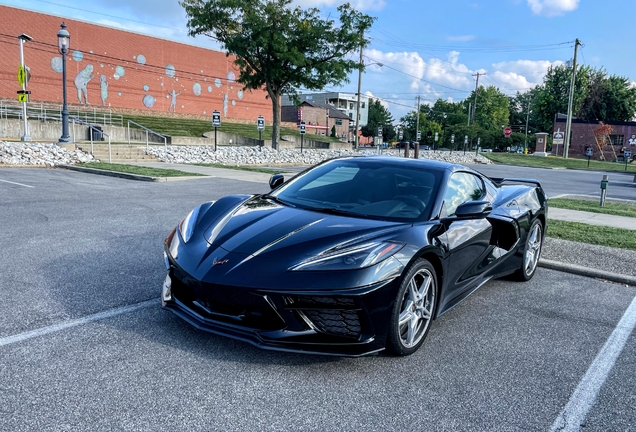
[71,117,112,163]
[127,120,167,151]
[0,99,123,126]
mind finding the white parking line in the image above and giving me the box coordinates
[0,299,157,348]
[550,294,636,432]
[0,178,34,188]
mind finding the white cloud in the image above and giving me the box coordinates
[293,0,386,11]
[447,35,476,42]
[489,59,563,92]
[527,0,579,17]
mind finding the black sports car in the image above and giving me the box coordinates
[162,157,547,356]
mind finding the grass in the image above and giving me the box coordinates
[547,220,636,251]
[484,152,636,173]
[192,163,282,174]
[549,198,636,218]
[121,113,343,143]
[79,162,204,177]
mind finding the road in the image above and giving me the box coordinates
[0,168,634,431]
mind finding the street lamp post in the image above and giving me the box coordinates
[57,23,71,143]
[354,60,383,150]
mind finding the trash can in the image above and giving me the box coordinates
[90,125,104,141]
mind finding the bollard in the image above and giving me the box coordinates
[600,175,609,207]
[414,143,419,159]
[403,142,408,158]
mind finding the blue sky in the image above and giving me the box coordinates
[2,0,634,119]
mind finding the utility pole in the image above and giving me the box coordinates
[524,95,532,153]
[415,95,421,159]
[471,72,484,124]
[564,39,582,159]
[354,36,364,150]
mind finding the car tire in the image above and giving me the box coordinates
[514,219,543,281]
[386,258,437,356]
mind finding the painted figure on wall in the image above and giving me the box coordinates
[629,135,636,146]
[100,75,109,106]
[168,89,181,112]
[223,94,229,117]
[74,64,95,104]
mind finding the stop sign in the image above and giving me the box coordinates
[504,127,512,138]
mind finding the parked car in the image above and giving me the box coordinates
[397,140,415,149]
[162,157,548,356]
[421,145,430,151]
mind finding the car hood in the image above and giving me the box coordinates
[202,196,408,259]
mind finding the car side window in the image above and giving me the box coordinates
[442,172,485,217]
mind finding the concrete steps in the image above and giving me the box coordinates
[77,144,159,163]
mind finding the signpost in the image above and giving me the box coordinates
[476,137,481,155]
[300,121,306,152]
[504,127,512,138]
[378,125,383,139]
[585,147,593,167]
[553,128,564,157]
[434,132,438,152]
[18,33,33,141]
[257,115,265,144]
[450,134,455,154]
[212,110,221,151]
[416,130,421,141]
[625,149,632,171]
[464,135,468,154]
[398,128,403,141]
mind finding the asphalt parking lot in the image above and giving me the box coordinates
[1,168,635,431]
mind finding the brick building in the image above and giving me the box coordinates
[553,114,636,160]
[0,5,271,122]
[281,101,351,140]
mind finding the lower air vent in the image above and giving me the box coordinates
[301,309,361,339]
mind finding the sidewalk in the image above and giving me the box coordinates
[126,162,295,184]
[549,208,636,230]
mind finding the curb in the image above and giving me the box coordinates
[58,165,210,182]
[539,258,636,286]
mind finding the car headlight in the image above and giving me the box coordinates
[289,241,404,271]
[178,205,202,244]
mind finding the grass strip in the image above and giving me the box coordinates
[192,163,282,174]
[547,220,636,251]
[549,198,636,218]
[79,162,204,177]
[484,153,636,173]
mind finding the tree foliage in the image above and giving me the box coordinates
[361,99,395,141]
[181,0,375,148]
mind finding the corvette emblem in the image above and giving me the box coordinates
[212,257,229,267]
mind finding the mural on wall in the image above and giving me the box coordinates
[223,94,229,117]
[74,65,95,104]
[629,135,636,146]
[99,74,108,106]
[168,89,181,112]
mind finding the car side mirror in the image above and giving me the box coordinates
[269,174,284,190]
[455,201,492,219]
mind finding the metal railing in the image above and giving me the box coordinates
[127,120,167,151]
[0,99,123,126]
[71,117,112,163]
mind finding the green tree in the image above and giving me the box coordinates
[467,85,510,131]
[361,99,396,141]
[181,0,375,148]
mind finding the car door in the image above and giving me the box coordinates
[440,171,494,306]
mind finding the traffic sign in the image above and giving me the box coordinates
[257,115,265,131]
[451,134,455,143]
[300,121,306,134]
[625,149,632,159]
[17,89,30,103]
[553,129,564,145]
[464,135,468,144]
[434,132,438,142]
[18,65,25,87]
[504,127,512,138]
[398,129,403,140]
[427,131,432,138]
[212,110,221,127]
[416,131,421,141]
[378,125,383,137]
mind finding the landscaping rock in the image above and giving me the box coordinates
[0,141,95,166]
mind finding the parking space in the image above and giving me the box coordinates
[1,168,634,431]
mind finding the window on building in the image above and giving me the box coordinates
[361,102,366,108]
[349,103,354,110]
[336,119,343,126]
[610,135,625,146]
[348,113,353,119]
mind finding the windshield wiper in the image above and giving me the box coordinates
[262,194,296,207]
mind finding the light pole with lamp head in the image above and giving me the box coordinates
[18,33,33,142]
[441,113,447,150]
[354,59,383,150]
[57,23,71,143]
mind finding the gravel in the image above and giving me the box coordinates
[542,237,636,277]
[143,145,493,166]
[0,141,95,166]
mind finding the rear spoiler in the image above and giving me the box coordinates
[490,178,543,188]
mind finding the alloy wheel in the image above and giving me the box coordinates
[398,268,435,348]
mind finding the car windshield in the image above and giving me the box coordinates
[271,158,442,222]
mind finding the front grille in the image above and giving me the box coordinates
[170,271,285,331]
[301,309,362,339]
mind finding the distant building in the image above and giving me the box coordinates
[282,92,369,128]
[553,114,636,160]
[281,101,351,140]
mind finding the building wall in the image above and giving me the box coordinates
[554,118,636,160]
[282,92,369,127]
[0,5,271,122]
[281,106,349,139]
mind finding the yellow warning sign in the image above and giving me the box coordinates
[18,93,27,103]
[18,65,26,87]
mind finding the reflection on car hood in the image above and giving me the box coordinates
[203,196,408,258]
